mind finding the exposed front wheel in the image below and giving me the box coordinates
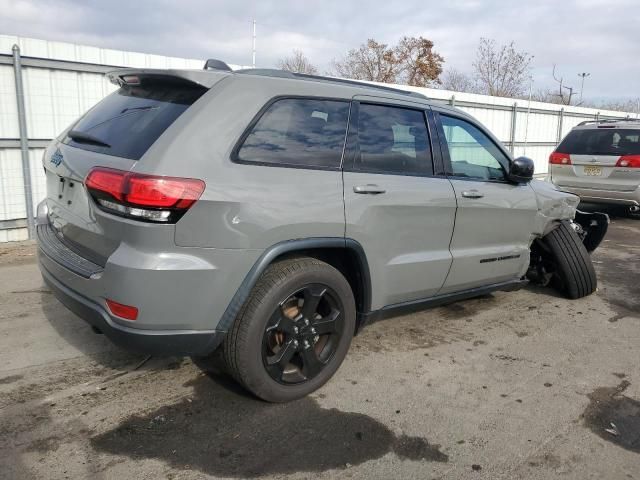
[542,221,597,299]
[223,257,356,402]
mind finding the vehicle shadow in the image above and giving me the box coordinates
[90,354,449,478]
[39,289,154,371]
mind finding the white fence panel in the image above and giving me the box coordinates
[0,65,19,138]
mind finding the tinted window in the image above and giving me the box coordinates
[236,98,350,168]
[557,128,640,156]
[440,115,507,181]
[63,82,206,160]
[354,104,432,175]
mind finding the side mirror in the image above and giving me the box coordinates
[508,156,535,183]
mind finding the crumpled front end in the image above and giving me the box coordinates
[529,179,609,252]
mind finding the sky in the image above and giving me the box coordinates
[0,0,638,101]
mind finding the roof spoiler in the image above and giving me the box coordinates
[107,68,227,89]
[204,59,232,71]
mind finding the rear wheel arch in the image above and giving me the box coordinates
[217,238,372,333]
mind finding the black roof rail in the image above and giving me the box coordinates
[293,72,428,99]
[233,68,428,100]
[203,59,232,71]
[234,68,296,79]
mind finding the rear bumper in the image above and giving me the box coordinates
[555,185,640,206]
[40,259,226,356]
[35,199,261,355]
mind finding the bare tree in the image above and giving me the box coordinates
[331,39,397,83]
[582,97,640,114]
[277,50,318,75]
[473,38,533,97]
[394,36,444,86]
[439,68,477,93]
[331,37,444,86]
[527,87,564,104]
[551,64,577,105]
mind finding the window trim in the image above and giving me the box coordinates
[426,109,446,176]
[230,95,352,171]
[342,100,437,178]
[434,111,514,184]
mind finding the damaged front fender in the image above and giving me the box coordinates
[529,179,609,252]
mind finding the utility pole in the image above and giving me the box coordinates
[577,72,590,104]
[252,19,256,68]
[523,76,533,156]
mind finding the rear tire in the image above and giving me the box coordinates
[223,257,356,402]
[542,221,597,299]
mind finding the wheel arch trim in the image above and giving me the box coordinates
[217,237,372,332]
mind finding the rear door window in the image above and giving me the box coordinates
[353,103,433,175]
[235,98,350,169]
[63,80,207,160]
[557,129,640,156]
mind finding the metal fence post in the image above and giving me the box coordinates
[450,95,455,107]
[509,102,518,154]
[557,108,564,144]
[12,44,35,239]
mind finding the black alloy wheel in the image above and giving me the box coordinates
[262,284,343,384]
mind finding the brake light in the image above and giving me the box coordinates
[550,152,571,165]
[616,155,640,168]
[106,299,138,320]
[85,167,205,223]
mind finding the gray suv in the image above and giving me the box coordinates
[550,119,640,215]
[37,64,608,402]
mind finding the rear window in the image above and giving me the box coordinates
[63,81,206,160]
[557,128,640,156]
[235,98,350,169]
[354,104,433,175]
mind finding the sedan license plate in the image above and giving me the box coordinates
[584,166,602,176]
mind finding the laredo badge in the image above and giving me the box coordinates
[50,148,63,167]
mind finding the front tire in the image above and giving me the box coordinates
[542,221,597,299]
[223,257,356,402]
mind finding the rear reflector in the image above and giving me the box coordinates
[85,167,205,223]
[550,152,571,165]
[106,299,139,320]
[616,155,640,168]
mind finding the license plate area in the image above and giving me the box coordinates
[583,166,602,176]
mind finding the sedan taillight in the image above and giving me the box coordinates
[85,167,205,223]
[616,155,640,168]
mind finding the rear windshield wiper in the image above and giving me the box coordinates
[67,130,111,148]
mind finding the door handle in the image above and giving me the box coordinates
[353,184,386,195]
[461,190,484,199]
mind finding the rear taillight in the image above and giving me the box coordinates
[106,299,138,320]
[616,155,640,168]
[85,167,205,223]
[550,152,571,165]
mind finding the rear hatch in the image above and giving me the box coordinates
[42,71,215,265]
[551,126,640,191]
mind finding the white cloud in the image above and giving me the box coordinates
[0,0,637,99]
